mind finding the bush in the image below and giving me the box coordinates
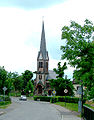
[50,97,58,103]
[33,96,86,104]
[0,95,11,102]
[34,96,51,102]
[0,101,11,105]
[9,92,21,97]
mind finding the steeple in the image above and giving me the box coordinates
[35,19,49,95]
[38,20,48,60]
[40,20,47,59]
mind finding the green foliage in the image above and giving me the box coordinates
[55,102,79,112]
[5,72,19,95]
[33,96,51,102]
[50,97,58,103]
[0,101,11,106]
[13,75,23,92]
[33,96,86,104]
[50,96,80,103]
[22,70,33,89]
[54,62,67,78]
[49,62,74,96]
[25,80,34,94]
[0,95,11,101]
[9,92,21,97]
[61,19,94,99]
[0,66,7,94]
[88,87,94,99]
[0,66,34,95]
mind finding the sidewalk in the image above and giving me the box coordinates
[52,104,82,120]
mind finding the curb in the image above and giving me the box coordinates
[0,111,4,115]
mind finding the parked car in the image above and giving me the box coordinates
[19,95,27,101]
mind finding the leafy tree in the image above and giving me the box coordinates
[6,72,18,92]
[22,70,33,89]
[49,62,74,96]
[25,80,34,95]
[4,78,14,95]
[13,75,23,92]
[0,66,7,94]
[61,19,94,98]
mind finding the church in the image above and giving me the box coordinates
[34,21,57,95]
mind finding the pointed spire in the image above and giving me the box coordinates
[40,20,47,59]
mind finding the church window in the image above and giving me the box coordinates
[39,75,42,80]
[39,62,43,68]
[46,62,48,71]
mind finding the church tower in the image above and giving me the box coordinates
[36,20,49,95]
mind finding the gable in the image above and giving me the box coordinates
[39,53,43,59]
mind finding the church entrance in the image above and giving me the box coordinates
[37,85,42,94]
[48,90,52,96]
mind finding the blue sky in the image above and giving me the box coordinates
[0,0,94,79]
[0,0,66,9]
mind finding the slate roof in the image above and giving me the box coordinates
[46,70,57,80]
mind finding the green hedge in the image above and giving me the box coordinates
[34,96,52,102]
[0,96,11,102]
[51,96,86,103]
[0,101,11,105]
[34,96,86,103]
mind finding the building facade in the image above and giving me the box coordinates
[34,21,57,95]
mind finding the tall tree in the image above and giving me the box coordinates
[0,66,7,94]
[61,19,94,99]
[13,75,23,92]
[49,62,74,96]
[22,70,33,89]
[25,80,34,95]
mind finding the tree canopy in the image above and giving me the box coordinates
[49,62,74,96]
[61,19,94,99]
[22,70,33,89]
[0,67,34,95]
[0,66,7,94]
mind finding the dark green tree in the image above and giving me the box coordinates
[25,80,34,95]
[22,70,33,89]
[13,75,23,92]
[49,62,74,96]
[61,19,94,99]
[0,66,7,94]
[4,77,14,95]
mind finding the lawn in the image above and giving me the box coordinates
[0,101,11,109]
[84,103,94,110]
[55,102,78,112]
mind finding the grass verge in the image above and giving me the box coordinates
[0,101,11,109]
[84,104,94,110]
[55,102,78,112]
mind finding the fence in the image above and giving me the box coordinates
[83,105,94,120]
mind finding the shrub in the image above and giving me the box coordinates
[0,96,11,102]
[33,96,86,104]
[33,96,51,102]
[50,97,58,103]
[0,101,11,105]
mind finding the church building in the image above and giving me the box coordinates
[34,21,57,95]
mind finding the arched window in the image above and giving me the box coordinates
[46,62,48,71]
[39,62,43,68]
[39,75,42,80]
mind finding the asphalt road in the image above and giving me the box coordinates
[0,97,61,120]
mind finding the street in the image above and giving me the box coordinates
[0,97,61,120]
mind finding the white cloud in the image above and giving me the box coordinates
[0,0,94,78]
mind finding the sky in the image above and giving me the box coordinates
[0,0,94,79]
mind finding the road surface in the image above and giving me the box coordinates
[0,97,61,120]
